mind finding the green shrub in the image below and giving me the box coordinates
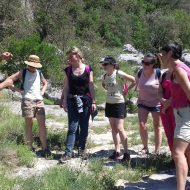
[16,145,34,167]
[0,33,63,85]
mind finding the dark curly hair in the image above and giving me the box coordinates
[160,42,182,59]
[144,53,160,68]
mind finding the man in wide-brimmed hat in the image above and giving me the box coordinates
[0,54,50,157]
[24,55,42,68]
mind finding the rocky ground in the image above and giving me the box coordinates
[5,101,190,189]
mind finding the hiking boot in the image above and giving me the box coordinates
[138,147,149,155]
[74,141,79,150]
[109,151,120,160]
[121,153,130,162]
[78,148,87,160]
[41,148,52,158]
[58,154,71,164]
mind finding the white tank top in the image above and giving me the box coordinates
[23,70,43,100]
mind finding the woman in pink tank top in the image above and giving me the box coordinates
[160,42,190,190]
[136,53,162,155]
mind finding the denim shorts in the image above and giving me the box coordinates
[137,104,161,112]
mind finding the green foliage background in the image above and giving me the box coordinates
[0,0,190,84]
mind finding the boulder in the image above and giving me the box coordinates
[0,72,6,82]
[118,53,143,65]
[182,51,190,67]
[44,80,63,104]
[123,44,138,54]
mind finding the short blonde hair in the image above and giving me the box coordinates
[66,46,85,63]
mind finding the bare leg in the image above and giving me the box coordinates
[109,117,120,152]
[36,114,47,150]
[115,118,129,153]
[185,144,190,166]
[172,139,189,190]
[138,108,149,150]
[151,112,162,154]
[24,117,33,149]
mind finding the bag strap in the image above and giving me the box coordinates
[137,68,143,78]
[137,68,161,79]
[20,68,27,90]
[156,68,161,79]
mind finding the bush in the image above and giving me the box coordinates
[0,33,63,85]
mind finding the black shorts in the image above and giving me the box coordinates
[105,103,126,119]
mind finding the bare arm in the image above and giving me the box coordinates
[41,76,48,96]
[0,71,21,90]
[89,71,96,111]
[59,78,66,108]
[62,75,69,112]
[174,67,190,101]
[121,72,136,90]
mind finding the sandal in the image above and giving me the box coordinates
[138,147,149,155]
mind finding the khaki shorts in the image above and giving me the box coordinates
[174,106,190,142]
[21,99,45,118]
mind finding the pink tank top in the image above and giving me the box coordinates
[170,63,190,109]
[137,69,162,107]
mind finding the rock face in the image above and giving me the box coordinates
[44,80,63,104]
[118,53,143,65]
[182,51,190,67]
[0,72,6,82]
[117,44,144,65]
[123,44,139,54]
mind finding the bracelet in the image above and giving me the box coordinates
[92,102,96,104]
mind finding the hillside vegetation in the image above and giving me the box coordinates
[0,0,190,84]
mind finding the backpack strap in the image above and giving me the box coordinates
[20,68,27,90]
[155,68,161,79]
[103,73,107,80]
[137,68,143,78]
[137,68,161,79]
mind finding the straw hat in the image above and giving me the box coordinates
[24,55,42,68]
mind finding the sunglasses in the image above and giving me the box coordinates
[28,65,36,69]
[142,60,152,66]
[102,63,110,66]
